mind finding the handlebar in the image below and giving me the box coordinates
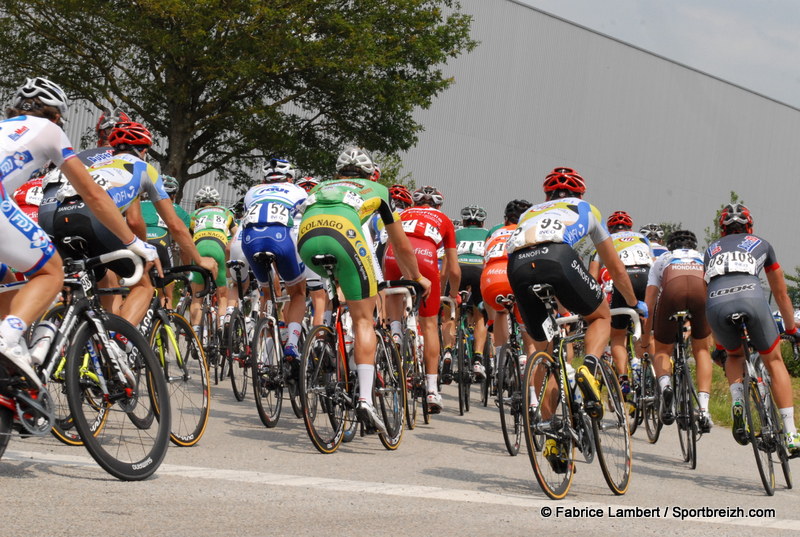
[555,307,641,341]
[379,279,425,312]
[440,296,456,320]
[169,264,214,298]
[91,250,144,287]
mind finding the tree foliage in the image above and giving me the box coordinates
[0,0,475,198]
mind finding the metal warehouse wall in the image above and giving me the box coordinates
[400,0,800,270]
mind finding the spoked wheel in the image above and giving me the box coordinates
[251,317,283,428]
[625,359,640,436]
[497,345,522,456]
[523,351,575,500]
[287,324,306,419]
[65,315,171,481]
[675,370,697,469]
[594,356,632,495]
[0,406,11,459]
[150,312,210,447]
[745,379,775,495]
[766,391,793,490]
[375,329,405,450]
[402,330,418,430]
[299,325,345,454]
[642,356,662,444]
[228,310,250,401]
[481,341,493,407]
[456,332,471,415]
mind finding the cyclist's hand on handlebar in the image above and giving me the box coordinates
[634,300,648,319]
[785,326,800,344]
[451,293,462,306]
[200,256,218,280]
[126,236,158,263]
[416,275,432,299]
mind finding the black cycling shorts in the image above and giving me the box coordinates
[508,243,603,341]
[706,274,779,353]
[609,266,649,329]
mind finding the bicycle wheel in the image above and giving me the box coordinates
[65,315,171,480]
[0,406,11,459]
[300,325,345,454]
[497,345,522,456]
[227,309,250,401]
[624,351,639,436]
[402,329,418,430]
[376,329,405,450]
[642,356,662,444]
[523,351,575,499]
[744,378,775,495]
[286,322,305,419]
[593,356,632,495]
[675,368,697,469]
[456,329,471,415]
[481,340,493,407]
[150,312,210,447]
[251,317,283,428]
[765,389,793,489]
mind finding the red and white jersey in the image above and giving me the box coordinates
[13,177,44,222]
[0,115,76,193]
[483,224,515,264]
[399,206,456,249]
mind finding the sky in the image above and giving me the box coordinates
[516,0,800,109]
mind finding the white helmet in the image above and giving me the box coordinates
[13,77,69,116]
[263,158,296,182]
[335,146,375,177]
[195,185,220,204]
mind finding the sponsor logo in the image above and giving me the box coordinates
[8,126,29,141]
[668,264,703,271]
[737,236,761,252]
[131,457,153,471]
[618,236,636,242]
[346,229,356,239]
[708,283,757,298]
[516,246,548,259]
[30,229,50,249]
[486,268,506,275]
[300,218,344,233]
[359,248,367,256]
[708,244,721,256]
[571,259,601,292]
[0,150,33,178]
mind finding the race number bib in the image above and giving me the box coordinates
[523,216,566,245]
[195,214,228,232]
[619,244,652,266]
[343,191,364,211]
[25,185,43,206]
[457,240,485,256]
[485,241,506,261]
[401,219,418,233]
[705,251,757,280]
[423,223,442,244]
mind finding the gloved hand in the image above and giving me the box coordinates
[634,300,649,319]
[125,236,158,262]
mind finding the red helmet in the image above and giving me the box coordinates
[297,176,319,193]
[719,203,753,235]
[607,210,633,230]
[108,121,153,148]
[389,184,412,207]
[370,165,381,183]
[96,108,131,146]
[543,167,586,196]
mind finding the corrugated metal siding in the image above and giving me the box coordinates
[59,0,800,268]
[402,0,800,269]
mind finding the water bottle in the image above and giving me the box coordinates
[565,363,580,403]
[278,321,288,346]
[518,353,527,375]
[30,321,57,366]
[631,357,642,384]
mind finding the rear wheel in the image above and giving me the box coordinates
[376,329,405,450]
[228,310,250,401]
[300,325,345,454]
[642,356,662,444]
[251,317,283,428]
[675,368,697,469]
[745,378,775,495]
[402,330,418,430]
[0,406,12,459]
[594,356,632,495]
[456,328,471,415]
[497,345,522,456]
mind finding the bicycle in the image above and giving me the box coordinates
[142,265,212,447]
[727,312,794,495]
[494,294,525,456]
[192,275,226,387]
[453,290,477,415]
[522,284,636,499]
[299,254,407,454]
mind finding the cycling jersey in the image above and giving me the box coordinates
[0,115,75,193]
[480,224,521,322]
[591,231,653,267]
[650,241,669,258]
[142,200,190,239]
[298,179,397,301]
[456,226,489,265]
[13,177,43,222]
[704,233,780,353]
[190,205,236,245]
[507,197,608,254]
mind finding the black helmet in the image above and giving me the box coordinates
[666,229,698,251]
[504,199,532,224]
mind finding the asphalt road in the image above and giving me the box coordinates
[2,380,799,537]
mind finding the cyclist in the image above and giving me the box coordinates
[298,146,431,432]
[480,199,535,359]
[640,223,669,258]
[188,186,236,332]
[0,78,160,385]
[588,210,653,395]
[640,229,714,431]
[506,167,645,414]
[703,203,800,451]
[384,185,458,413]
[451,205,490,379]
[389,184,413,212]
[52,121,217,325]
[297,176,319,194]
[241,158,309,359]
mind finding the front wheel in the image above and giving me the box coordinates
[65,315,171,480]
[593,356,632,495]
[251,317,283,428]
[745,378,775,495]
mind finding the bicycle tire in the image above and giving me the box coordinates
[625,347,639,436]
[481,340,493,407]
[523,351,575,499]
[376,328,405,450]
[300,325,345,454]
[251,317,283,428]
[0,406,12,459]
[65,315,171,480]
[675,367,697,468]
[228,310,250,401]
[287,322,306,419]
[402,329,417,430]
[744,377,775,495]
[497,345,522,456]
[593,356,632,495]
[642,356,662,444]
[456,328,471,415]
[150,312,210,447]
[765,389,793,489]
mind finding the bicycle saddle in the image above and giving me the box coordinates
[253,251,277,265]
[311,254,337,267]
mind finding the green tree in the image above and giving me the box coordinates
[703,191,744,248]
[0,0,475,199]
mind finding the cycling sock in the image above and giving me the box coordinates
[357,364,375,401]
[697,391,710,412]
[426,374,438,393]
[780,407,797,435]
[323,310,332,326]
[658,375,671,392]
[729,382,744,404]
[287,322,302,347]
[390,321,402,340]
[495,345,503,358]
[0,316,27,345]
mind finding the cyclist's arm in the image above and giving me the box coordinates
[595,237,638,308]
[766,267,797,332]
[640,284,659,346]
[153,197,218,277]
[443,247,460,298]
[59,157,137,245]
[126,198,147,240]
[385,220,431,297]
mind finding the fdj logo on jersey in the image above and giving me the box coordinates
[0,150,33,178]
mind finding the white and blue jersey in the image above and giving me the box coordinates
[0,115,75,193]
[507,197,609,254]
[242,182,307,228]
